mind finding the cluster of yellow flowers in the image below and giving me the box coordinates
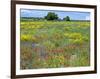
[64,32,82,39]
[64,32,87,44]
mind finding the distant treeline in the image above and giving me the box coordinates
[21,17,45,21]
[21,12,71,21]
[21,17,90,22]
[21,12,90,22]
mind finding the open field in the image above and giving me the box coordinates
[20,20,90,69]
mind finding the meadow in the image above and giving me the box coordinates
[20,20,90,69]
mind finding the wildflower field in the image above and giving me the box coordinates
[20,20,90,69]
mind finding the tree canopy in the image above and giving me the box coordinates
[63,16,71,21]
[45,12,58,20]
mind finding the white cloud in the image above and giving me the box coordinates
[85,16,90,20]
[21,9,32,13]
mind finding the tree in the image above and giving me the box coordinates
[45,12,58,20]
[63,16,71,21]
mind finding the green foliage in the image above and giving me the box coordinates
[45,12,58,20]
[63,16,71,21]
[42,40,56,49]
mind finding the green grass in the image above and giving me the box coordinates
[20,21,90,69]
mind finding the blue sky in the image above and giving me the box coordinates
[21,9,90,20]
